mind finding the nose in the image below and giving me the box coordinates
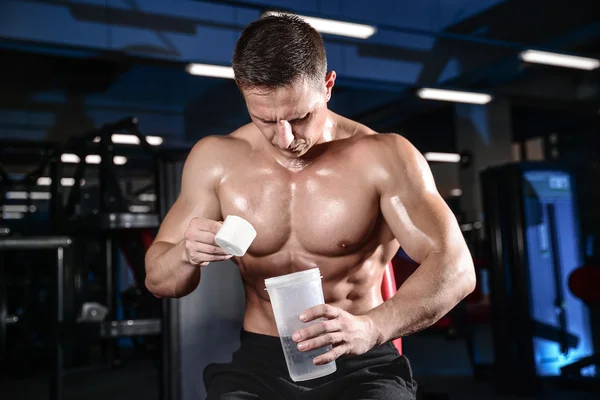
[276,120,294,150]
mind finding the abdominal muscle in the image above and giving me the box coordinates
[236,241,398,337]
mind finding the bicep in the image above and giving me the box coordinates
[154,191,221,244]
[153,140,223,244]
[378,136,462,264]
[381,190,459,264]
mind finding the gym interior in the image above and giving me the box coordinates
[1,1,600,399]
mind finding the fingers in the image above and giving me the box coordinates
[293,319,340,342]
[184,218,233,265]
[184,230,215,243]
[195,241,231,256]
[313,345,348,365]
[193,252,233,262]
[297,332,344,353]
[299,304,340,323]
[188,217,223,234]
[293,306,344,353]
[184,222,229,254]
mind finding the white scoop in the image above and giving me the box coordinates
[215,215,257,257]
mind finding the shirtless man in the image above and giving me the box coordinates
[145,14,475,400]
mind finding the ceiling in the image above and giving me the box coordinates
[0,0,598,153]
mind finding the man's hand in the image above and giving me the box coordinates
[292,304,379,365]
[184,217,233,267]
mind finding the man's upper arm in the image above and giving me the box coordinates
[376,135,465,264]
[154,137,224,245]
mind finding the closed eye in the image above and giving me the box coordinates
[290,113,311,124]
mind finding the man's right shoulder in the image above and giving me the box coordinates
[188,132,249,164]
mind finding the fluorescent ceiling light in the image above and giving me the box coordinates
[2,212,24,220]
[112,134,140,145]
[61,153,103,164]
[61,153,81,163]
[424,152,461,163]
[2,205,29,213]
[263,11,376,39]
[5,191,28,200]
[186,63,235,79]
[519,50,599,70]
[5,191,51,200]
[85,154,101,164]
[61,178,75,187]
[31,192,52,200]
[129,205,151,213]
[60,178,85,187]
[139,193,156,202]
[146,136,163,146]
[450,188,463,197]
[113,156,128,166]
[417,88,492,104]
[37,177,52,186]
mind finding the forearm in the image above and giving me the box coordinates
[368,250,475,344]
[145,240,200,298]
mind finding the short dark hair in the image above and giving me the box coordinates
[232,14,327,91]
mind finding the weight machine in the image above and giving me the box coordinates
[0,117,165,400]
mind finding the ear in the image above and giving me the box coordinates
[324,71,336,102]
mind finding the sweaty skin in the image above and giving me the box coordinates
[145,76,475,361]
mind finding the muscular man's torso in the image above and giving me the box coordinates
[215,121,400,336]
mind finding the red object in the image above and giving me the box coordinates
[140,229,155,250]
[381,262,402,354]
[569,264,600,304]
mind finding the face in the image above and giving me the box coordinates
[243,72,336,158]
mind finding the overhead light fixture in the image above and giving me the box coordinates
[85,155,101,164]
[263,11,376,39]
[61,153,81,163]
[37,177,52,186]
[112,134,140,145]
[60,178,85,187]
[5,191,28,200]
[2,212,24,220]
[109,134,163,146]
[5,191,51,200]
[146,136,163,146]
[113,156,128,166]
[31,192,52,200]
[450,188,463,197]
[424,152,462,163]
[61,178,75,187]
[139,193,157,202]
[61,153,103,164]
[519,49,600,70]
[417,88,492,104]
[1,205,29,213]
[129,205,151,213]
[186,63,235,79]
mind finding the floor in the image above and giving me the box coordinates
[417,375,599,400]
[0,361,159,400]
[1,362,598,400]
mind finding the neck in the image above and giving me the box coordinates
[316,111,339,145]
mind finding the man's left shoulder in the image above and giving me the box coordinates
[354,132,416,158]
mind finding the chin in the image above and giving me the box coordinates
[278,144,311,157]
[279,149,304,158]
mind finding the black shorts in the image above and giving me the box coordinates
[203,330,417,400]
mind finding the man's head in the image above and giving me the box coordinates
[233,14,336,157]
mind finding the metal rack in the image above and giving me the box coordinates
[0,236,74,400]
[0,118,165,399]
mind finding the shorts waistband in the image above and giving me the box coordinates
[240,330,283,349]
[239,330,399,356]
